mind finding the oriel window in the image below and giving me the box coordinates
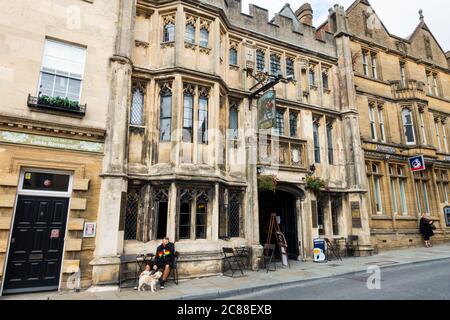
[289,112,298,138]
[185,23,196,44]
[229,102,239,140]
[177,189,210,240]
[200,28,209,48]
[183,88,194,143]
[179,190,193,240]
[159,83,172,142]
[229,47,238,66]
[326,121,334,165]
[195,191,209,239]
[198,89,209,144]
[163,21,175,43]
[313,117,320,164]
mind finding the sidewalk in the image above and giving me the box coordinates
[3,243,450,300]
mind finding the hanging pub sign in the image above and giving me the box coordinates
[258,90,276,130]
[408,155,426,172]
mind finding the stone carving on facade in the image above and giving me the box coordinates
[199,19,211,31]
[185,14,197,27]
[162,14,175,26]
[132,80,147,95]
[135,40,149,48]
[199,46,211,54]
[418,104,426,114]
[396,41,408,56]
[424,35,433,60]
[362,11,372,37]
[159,81,173,94]
[198,86,210,98]
[184,15,197,51]
[161,14,176,49]
[183,83,196,95]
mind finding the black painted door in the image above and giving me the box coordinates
[3,196,69,294]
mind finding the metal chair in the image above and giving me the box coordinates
[259,244,276,273]
[324,238,343,262]
[346,235,359,257]
[118,254,139,288]
[222,247,245,277]
[168,251,179,285]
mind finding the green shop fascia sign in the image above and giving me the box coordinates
[0,130,104,153]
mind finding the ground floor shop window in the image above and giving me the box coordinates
[389,164,408,215]
[436,169,450,204]
[125,188,140,240]
[228,190,242,238]
[219,188,244,238]
[177,189,211,240]
[367,162,383,215]
[414,171,431,215]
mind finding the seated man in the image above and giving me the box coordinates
[153,236,175,289]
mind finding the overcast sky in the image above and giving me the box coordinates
[240,0,450,52]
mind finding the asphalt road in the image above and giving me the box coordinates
[226,259,450,300]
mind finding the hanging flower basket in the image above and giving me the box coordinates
[258,175,278,193]
[305,176,328,195]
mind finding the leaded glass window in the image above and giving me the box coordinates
[256,49,265,73]
[185,23,195,44]
[270,53,281,76]
[130,86,144,126]
[159,85,172,142]
[286,58,295,79]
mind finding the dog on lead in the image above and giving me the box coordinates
[138,266,163,292]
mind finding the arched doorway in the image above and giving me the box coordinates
[258,189,299,259]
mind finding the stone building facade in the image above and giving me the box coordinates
[319,0,450,250]
[1,0,449,295]
[0,0,120,294]
[106,0,373,284]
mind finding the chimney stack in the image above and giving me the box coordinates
[296,3,313,26]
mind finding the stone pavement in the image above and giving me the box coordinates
[2,243,450,300]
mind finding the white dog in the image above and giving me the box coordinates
[138,270,162,292]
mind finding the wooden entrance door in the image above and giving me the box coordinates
[3,196,69,294]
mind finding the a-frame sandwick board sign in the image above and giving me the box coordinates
[265,213,290,268]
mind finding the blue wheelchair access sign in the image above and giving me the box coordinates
[408,155,425,172]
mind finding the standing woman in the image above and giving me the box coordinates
[419,213,434,248]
